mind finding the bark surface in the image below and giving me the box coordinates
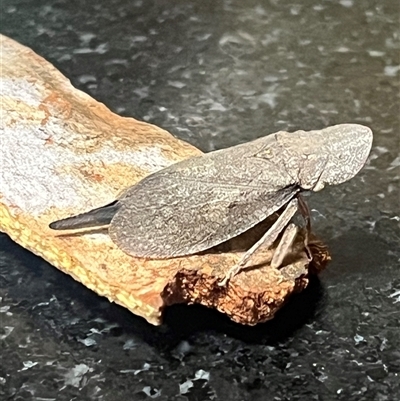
[0,34,330,325]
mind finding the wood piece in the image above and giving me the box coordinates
[0,34,330,325]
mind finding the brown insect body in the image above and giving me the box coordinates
[50,124,373,262]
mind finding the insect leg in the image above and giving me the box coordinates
[218,198,299,286]
[297,194,312,261]
[270,223,298,268]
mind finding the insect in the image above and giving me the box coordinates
[50,124,373,285]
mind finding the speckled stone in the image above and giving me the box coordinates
[1,0,399,400]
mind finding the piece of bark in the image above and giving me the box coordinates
[0,34,331,326]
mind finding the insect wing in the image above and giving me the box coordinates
[109,171,297,258]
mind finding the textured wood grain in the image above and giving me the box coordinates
[0,34,330,325]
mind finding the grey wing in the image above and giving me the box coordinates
[109,134,298,258]
[109,172,297,258]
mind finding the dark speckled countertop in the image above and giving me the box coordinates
[1,1,399,400]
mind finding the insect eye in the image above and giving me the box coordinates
[254,148,273,159]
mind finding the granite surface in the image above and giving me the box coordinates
[1,0,399,400]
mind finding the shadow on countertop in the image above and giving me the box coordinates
[1,233,324,349]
